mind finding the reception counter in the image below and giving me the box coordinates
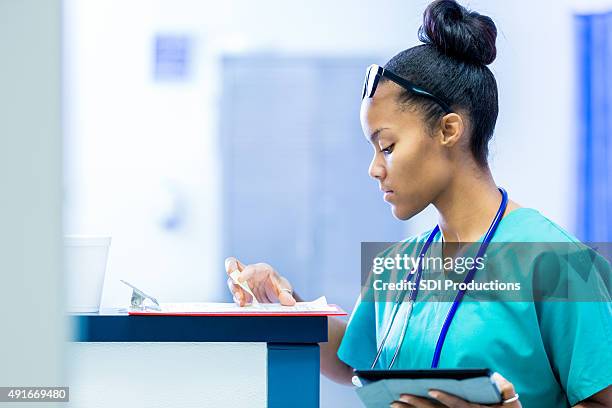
[70,309,328,408]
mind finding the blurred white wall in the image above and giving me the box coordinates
[572,0,612,12]
[485,0,575,230]
[0,0,65,398]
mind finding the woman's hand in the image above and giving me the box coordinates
[225,257,296,307]
[390,372,521,408]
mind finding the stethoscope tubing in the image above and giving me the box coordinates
[370,225,439,368]
[370,187,508,369]
[430,187,508,367]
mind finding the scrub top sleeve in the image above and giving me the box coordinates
[337,238,426,370]
[337,294,377,370]
[535,250,612,405]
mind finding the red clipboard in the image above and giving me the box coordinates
[128,304,347,317]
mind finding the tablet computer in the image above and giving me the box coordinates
[353,368,502,406]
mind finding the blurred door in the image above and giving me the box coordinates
[221,55,405,312]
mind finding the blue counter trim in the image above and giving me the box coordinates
[72,311,328,343]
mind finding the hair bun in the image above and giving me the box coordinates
[418,0,497,65]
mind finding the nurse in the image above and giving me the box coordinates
[225,0,612,406]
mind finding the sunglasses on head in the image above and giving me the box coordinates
[362,64,453,114]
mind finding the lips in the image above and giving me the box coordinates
[382,189,394,201]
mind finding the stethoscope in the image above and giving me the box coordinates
[370,187,509,369]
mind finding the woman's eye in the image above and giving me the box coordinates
[380,144,395,155]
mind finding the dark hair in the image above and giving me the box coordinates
[383,0,498,166]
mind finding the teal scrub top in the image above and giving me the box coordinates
[338,208,612,407]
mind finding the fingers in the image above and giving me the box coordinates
[254,283,272,303]
[225,257,244,275]
[275,276,296,306]
[259,274,296,305]
[236,263,270,283]
[225,257,257,305]
[226,262,272,304]
[426,374,519,408]
[425,375,519,408]
[226,277,240,304]
[491,372,519,406]
[492,372,515,397]
[224,259,296,306]
[427,390,472,407]
[398,394,445,408]
[226,277,249,306]
[264,276,280,303]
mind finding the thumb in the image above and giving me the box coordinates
[225,256,244,274]
[272,276,296,306]
[492,372,519,404]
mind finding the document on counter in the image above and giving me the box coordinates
[128,296,346,316]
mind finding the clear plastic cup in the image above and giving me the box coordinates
[64,236,111,313]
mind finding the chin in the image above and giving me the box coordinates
[390,203,422,221]
[390,205,411,221]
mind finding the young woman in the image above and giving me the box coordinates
[225,1,612,406]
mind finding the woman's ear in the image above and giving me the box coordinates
[438,113,464,147]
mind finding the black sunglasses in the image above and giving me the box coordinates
[362,64,453,114]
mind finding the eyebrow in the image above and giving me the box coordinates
[369,127,389,143]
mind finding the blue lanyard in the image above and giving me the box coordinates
[370,187,508,369]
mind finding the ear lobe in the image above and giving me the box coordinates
[439,113,464,147]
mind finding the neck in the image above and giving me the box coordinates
[433,165,502,243]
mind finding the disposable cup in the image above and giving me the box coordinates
[64,236,111,313]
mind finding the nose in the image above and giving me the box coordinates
[368,154,386,181]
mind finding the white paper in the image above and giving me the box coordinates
[141,296,337,314]
[228,269,259,305]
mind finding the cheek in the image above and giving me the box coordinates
[390,137,450,204]
[392,137,444,185]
